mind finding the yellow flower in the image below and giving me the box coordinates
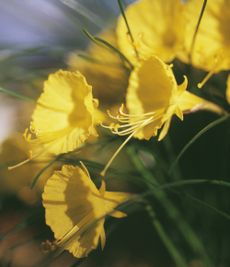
[0,133,54,204]
[67,28,129,108]
[108,56,211,141]
[42,164,131,258]
[116,0,186,63]
[179,0,230,72]
[25,70,99,155]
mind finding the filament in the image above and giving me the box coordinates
[198,69,215,89]
[8,158,32,170]
[101,116,154,177]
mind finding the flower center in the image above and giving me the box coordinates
[100,105,164,177]
[105,105,163,137]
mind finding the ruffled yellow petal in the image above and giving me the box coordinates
[68,219,105,258]
[43,164,131,258]
[179,0,230,72]
[107,55,218,142]
[117,0,186,63]
[26,70,98,155]
[158,117,172,141]
[176,91,204,113]
[104,191,132,218]
[42,165,104,257]
[67,28,129,108]
[100,225,106,250]
[127,56,177,139]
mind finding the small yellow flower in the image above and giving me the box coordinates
[42,164,131,258]
[179,0,230,72]
[0,133,54,204]
[116,0,186,63]
[67,28,129,108]
[25,70,99,155]
[108,56,209,141]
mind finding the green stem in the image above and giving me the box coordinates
[0,87,35,102]
[170,114,230,174]
[189,0,208,63]
[127,145,212,266]
[145,203,187,267]
[117,0,139,59]
[160,179,230,190]
[163,136,182,181]
[184,193,230,221]
[82,29,133,70]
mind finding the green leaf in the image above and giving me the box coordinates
[184,193,230,221]
[117,0,139,59]
[30,155,60,189]
[160,179,230,190]
[145,203,188,267]
[169,115,230,174]
[127,145,213,266]
[0,87,35,102]
[82,29,133,70]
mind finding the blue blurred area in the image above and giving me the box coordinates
[0,0,134,49]
[0,0,136,141]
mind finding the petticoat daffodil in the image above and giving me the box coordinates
[108,56,222,142]
[179,0,230,73]
[42,164,132,258]
[25,70,99,155]
[116,0,186,63]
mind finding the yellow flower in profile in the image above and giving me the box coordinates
[25,70,99,155]
[108,56,215,141]
[0,133,54,204]
[67,28,129,108]
[179,0,230,72]
[42,164,131,258]
[116,0,186,63]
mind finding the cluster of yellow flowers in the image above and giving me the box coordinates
[7,0,230,259]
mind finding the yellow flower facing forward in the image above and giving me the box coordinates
[25,70,99,155]
[42,164,132,258]
[108,56,216,141]
[116,0,186,63]
[179,0,230,72]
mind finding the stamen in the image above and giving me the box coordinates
[100,129,138,177]
[198,69,215,89]
[107,107,156,122]
[198,53,222,89]
[101,106,165,176]
[8,149,43,170]
[8,158,32,170]
[57,224,80,247]
[114,119,149,129]
[100,116,154,177]
[8,131,54,171]
[111,120,149,135]
[57,212,93,248]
